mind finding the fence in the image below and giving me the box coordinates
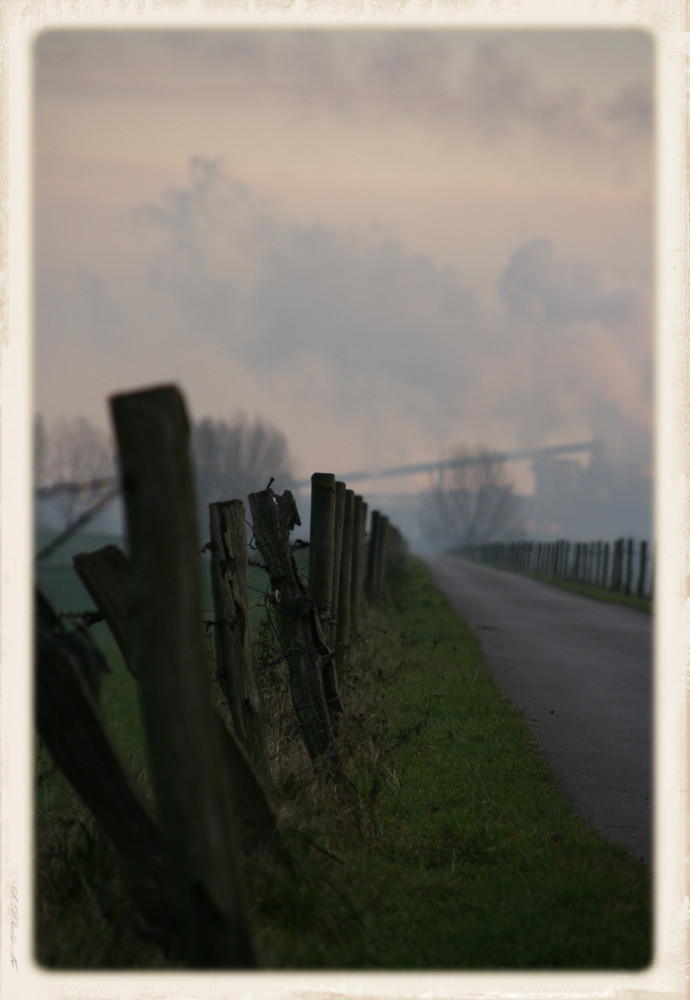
[35,383,406,967]
[470,536,653,601]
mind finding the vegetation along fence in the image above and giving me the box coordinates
[470,536,653,601]
[35,383,407,968]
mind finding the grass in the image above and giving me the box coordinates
[484,561,652,614]
[247,557,652,969]
[34,544,652,970]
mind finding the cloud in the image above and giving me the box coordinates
[35,29,652,158]
[35,156,652,481]
[498,237,651,346]
[601,80,653,137]
[496,237,652,465]
[133,157,483,440]
[129,161,651,465]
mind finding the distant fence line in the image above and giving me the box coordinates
[468,537,653,601]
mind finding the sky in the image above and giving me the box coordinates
[33,27,654,500]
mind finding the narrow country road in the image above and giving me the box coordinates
[424,555,653,866]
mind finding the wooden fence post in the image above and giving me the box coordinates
[366,510,381,599]
[374,514,389,596]
[111,384,255,968]
[625,538,634,595]
[35,588,178,940]
[73,544,135,672]
[209,499,271,785]
[611,538,623,591]
[73,543,281,858]
[248,487,340,766]
[637,539,648,598]
[330,481,347,647]
[335,489,355,668]
[308,473,336,638]
[602,542,610,589]
[350,496,367,637]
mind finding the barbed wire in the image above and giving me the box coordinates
[35,476,118,499]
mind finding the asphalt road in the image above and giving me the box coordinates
[424,555,653,866]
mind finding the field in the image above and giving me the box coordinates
[35,534,652,969]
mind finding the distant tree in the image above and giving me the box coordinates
[421,445,522,551]
[191,415,294,535]
[36,415,115,528]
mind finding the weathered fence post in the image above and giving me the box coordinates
[308,473,336,638]
[625,538,634,595]
[73,542,281,858]
[111,384,255,968]
[209,499,271,784]
[366,510,381,599]
[330,481,347,647]
[73,544,135,671]
[35,588,177,939]
[602,542,610,589]
[611,538,624,591]
[637,539,648,598]
[350,495,367,636]
[248,487,340,767]
[374,514,389,596]
[335,489,355,668]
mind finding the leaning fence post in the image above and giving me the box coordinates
[35,588,177,939]
[73,542,281,858]
[248,487,340,767]
[111,384,255,968]
[209,499,271,785]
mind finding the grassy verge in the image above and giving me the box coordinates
[248,556,651,969]
[35,553,652,970]
[484,561,652,614]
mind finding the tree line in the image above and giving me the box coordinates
[34,412,294,536]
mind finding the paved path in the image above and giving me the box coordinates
[424,556,653,865]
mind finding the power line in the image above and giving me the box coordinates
[293,441,596,488]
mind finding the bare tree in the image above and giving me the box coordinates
[192,415,294,534]
[421,445,522,551]
[37,415,115,528]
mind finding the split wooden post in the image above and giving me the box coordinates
[35,588,177,939]
[110,384,255,968]
[335,489,355,668]
[209,499,271,785]
[73,544,135,672]
[248,487,340,767]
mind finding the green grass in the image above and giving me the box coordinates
[247,557,652,969]
[34,548,652,970]
[485,561,652,614]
